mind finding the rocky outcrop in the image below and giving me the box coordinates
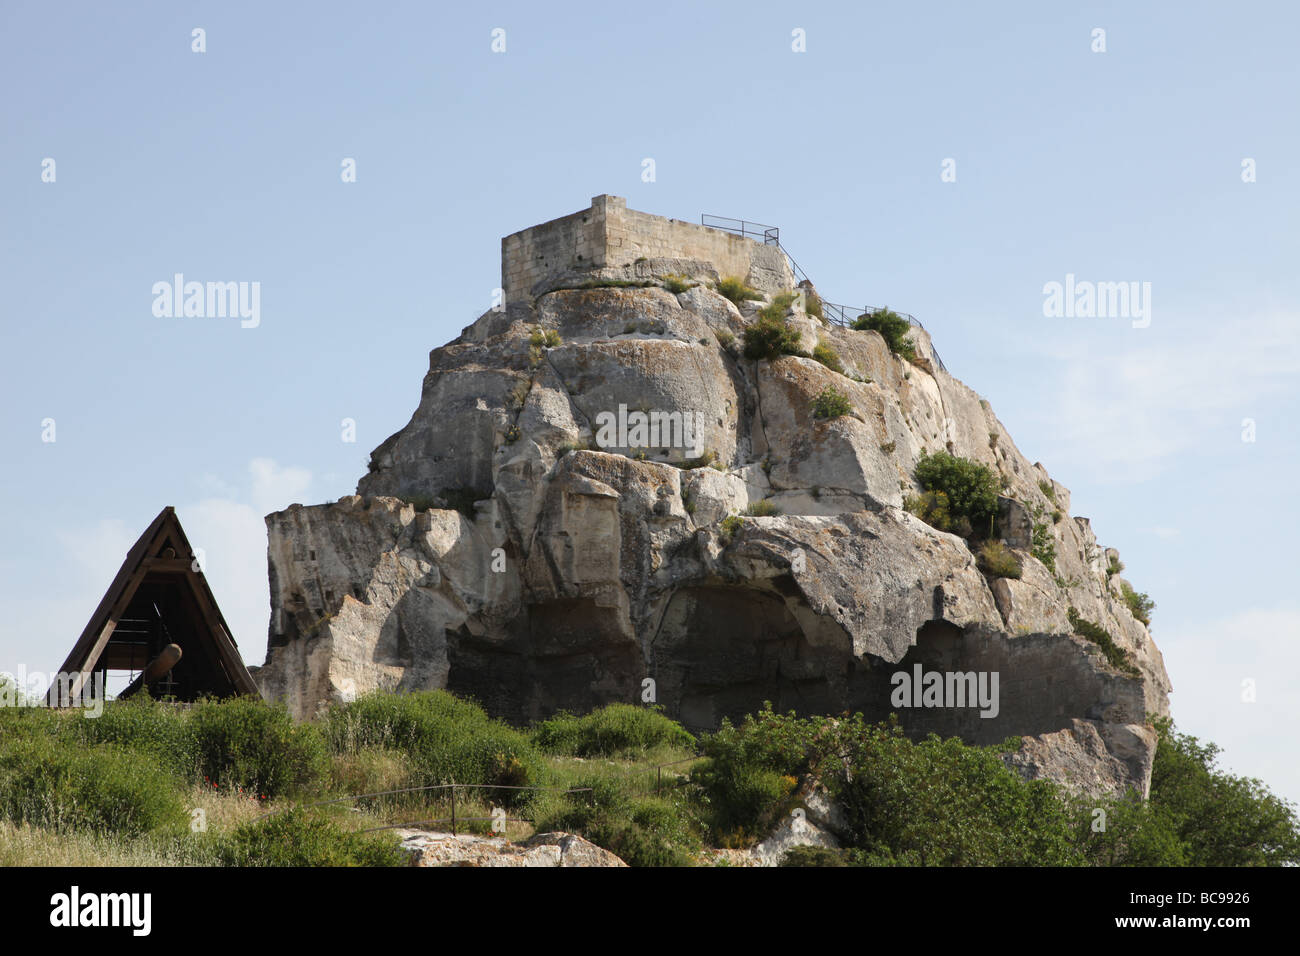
[397,830,627,867]
[254,199,1172,799]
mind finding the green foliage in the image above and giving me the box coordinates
[914,451,1000,536]
[1037,479,1057,503]
[716,276,762,305]
[879,441,896,454]
[70,695,197,780]
[812,341,844,374]
[216,810,405,867]
[533,777,700,866]
[1120,580,1155,626]
[719,513,744,543]
[743,295,804,361]
[780,845,848,866]
[325,690,547,807]
[532,705,696,758]
[503,424,521,443]
[1067,608,1140,676]
[1028,503,1057,573]
[904,490,963,535]
[1107,555,1125,577]
[810,385,853,420]
[529,326,562,349]
[977,540,1023,579]
[662,274,695,294]
[744,499,781,517]
[1146,718,1300,866]
[850,308,916,361]
[714,329,736,353]
[189,696,329,799]
[0,735,188,838]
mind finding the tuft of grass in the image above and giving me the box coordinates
[530,326,562,349]
[662,274,695,294]
[977,540,1023,579]
[720,514,744,543]
[1038,479,1057,503]
[803,290,824,321]
[744,500,781,517]
[717,276,762,305]
[812,340,845,374]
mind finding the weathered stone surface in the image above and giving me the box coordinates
[255,197,1172,798]
[398,830,627,867]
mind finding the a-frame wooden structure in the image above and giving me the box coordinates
[50,506,259,705]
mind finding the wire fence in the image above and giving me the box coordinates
[701,213,949,373]
[260,754,707,838]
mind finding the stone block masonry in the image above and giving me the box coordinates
[501,195,793,304]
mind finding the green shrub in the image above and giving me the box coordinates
[70,695,197,781]
[851,308,916,362]
[716,276,762,305]
[1037,479,1057,503]
[914,451,1000,536]
[1120,581,1155,626]
[720,514,744,543]
[812,341,844,374]
[1029,503,1057,573]
[532,704,696,758]
[326,691,547,807]
[744,499,781,517]
[978,540,1023,579]
[217,810,405,867]
[743,297,804,360]
[810,385,853,420]
[662,274,694,294]
[714,329,736,353]
[0,737,188,838]
[1067,608,1140,676]
[189,696,329,799]
[533,777,699,866]
[1107,555,1125,577]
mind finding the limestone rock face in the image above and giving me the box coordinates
[255,224,1172,799]
[397,830,627,867]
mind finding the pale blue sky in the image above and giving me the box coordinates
[3,1,1297,805]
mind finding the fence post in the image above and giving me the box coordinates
[450,782,456,835]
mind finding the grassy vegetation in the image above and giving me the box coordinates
[1067,607,1141,677]
[716,276,763,305]
[3,690,1294,867]
[744,500,782,517]
[662,274,695,294]
[812,340,844,374]
[977,540,1023,579]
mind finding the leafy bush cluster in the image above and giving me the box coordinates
[912,451,1000,537]
[661,274,695,294]
[1028,503,1057,573]
[742,292,804,360]
[810,385,853,420]
[532,704,696,758]
[1120,580,1155,626]
[850,308,916,362]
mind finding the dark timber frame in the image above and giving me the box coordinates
[49,506,259,705]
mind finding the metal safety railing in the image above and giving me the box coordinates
[701,213,948,374]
